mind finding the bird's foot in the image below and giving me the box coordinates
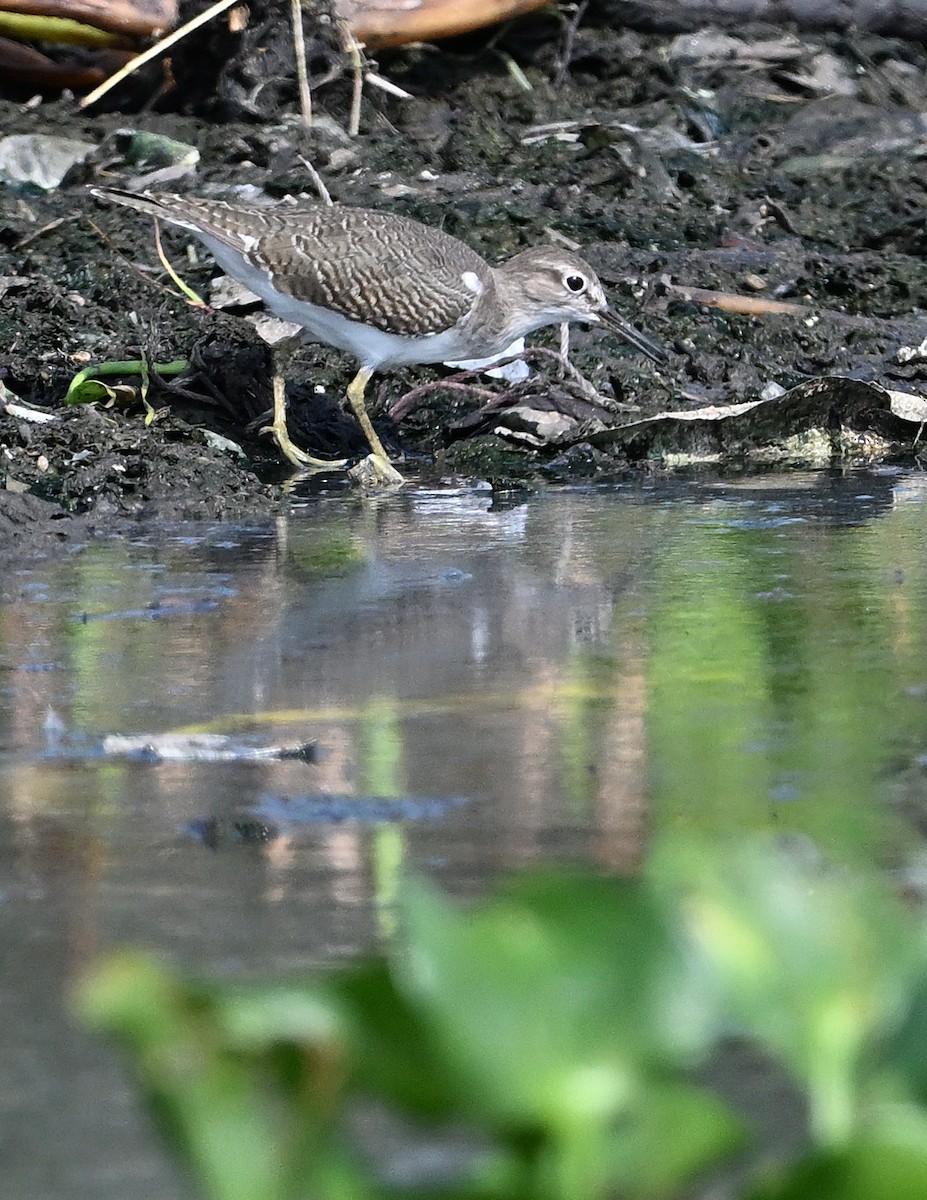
[260,419,348,469]
[347,453,405,489]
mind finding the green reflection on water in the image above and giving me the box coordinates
[647,506,918,859]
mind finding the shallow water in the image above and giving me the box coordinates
[4,468,927,1198]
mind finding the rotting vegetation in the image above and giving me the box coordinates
[3,13,927,554]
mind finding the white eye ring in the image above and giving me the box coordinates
[564,273,587,294]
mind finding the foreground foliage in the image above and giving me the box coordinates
[76,836,927,1200]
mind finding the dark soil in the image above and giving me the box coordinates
[3,14,927,557]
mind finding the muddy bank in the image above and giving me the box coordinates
[2,17,927,559]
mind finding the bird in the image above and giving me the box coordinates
[90,187,665,486]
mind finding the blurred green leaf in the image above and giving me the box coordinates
[884,966,927,1106]
[332,960,467,1119]
[393,873,710,1131]
[748,1138,927,1199]
[656,837,917,1145]
[74,848,927,1200]
[494,871,718,1062]
[605,1081,744,1198]
[215,984,341,1049]
[76,952,367,1200]
[77,952,283,1200]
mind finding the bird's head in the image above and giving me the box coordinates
[498,246,665,364]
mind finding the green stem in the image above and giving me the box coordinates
[64,359,187,405]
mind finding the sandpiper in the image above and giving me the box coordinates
[91,187,665,485]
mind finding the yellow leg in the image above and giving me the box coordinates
[345,366,404,487]
[261,373,348,469]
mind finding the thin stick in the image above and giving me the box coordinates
[153,221,207,308]
[363,71,413,100]
[496,51,532,92]
[290,0,312,127]
[663,282,809,317]
[388,343,618,423]
[554,0,589,89]
[297,155,332,206]
[79,0,240,109]
[344,29,364,136]
[663,280,916,332]
[389,379,501,421]
[523,344,601,402]
[87,216,185,300]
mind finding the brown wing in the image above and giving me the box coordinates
[94,192,491,338]
[248,208,490,337]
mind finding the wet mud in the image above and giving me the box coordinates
[3,17,927,558]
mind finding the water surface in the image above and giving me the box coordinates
[3,468,927,1197]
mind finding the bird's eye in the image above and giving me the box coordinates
[565,273,587,294]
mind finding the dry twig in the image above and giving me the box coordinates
[79,0,240,108]
[290,0,312,126]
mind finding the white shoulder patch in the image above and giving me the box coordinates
[461,270,482,295]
